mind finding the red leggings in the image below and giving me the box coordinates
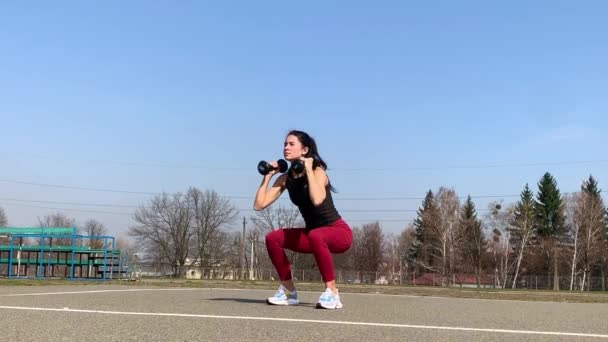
[265,218,353,283]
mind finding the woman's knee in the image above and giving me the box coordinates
[307,229,325,244]
[308,230,334,254]
[265,230,283,246]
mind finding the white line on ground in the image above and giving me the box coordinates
[0,305,606,338]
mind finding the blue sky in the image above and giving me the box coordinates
[1,1,607,237]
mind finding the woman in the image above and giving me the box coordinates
[254,130,353,310]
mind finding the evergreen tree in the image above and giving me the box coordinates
[408,190,439,270]
[581,175,607,237]
[534,172,565,237]
[534,172,565,290]
[409,190,433,256]
[581,175,605,230]
[459,195,486,287]
[582,175,600,197]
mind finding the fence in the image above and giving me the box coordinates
[135,263,608,291]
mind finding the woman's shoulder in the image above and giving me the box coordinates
[272,173,289,188]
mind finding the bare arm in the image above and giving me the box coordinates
[254,174,287,211]
[304,162,328,207]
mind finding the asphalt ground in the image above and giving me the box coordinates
[0,285,607,341]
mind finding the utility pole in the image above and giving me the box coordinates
[250,235,255,280]
[554,239,559,291]
[250,228,260,280]
[240,217,246,280]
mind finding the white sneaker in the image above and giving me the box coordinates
[266,285,300,306]
[316,288,343,309]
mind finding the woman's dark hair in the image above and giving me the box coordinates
[287,130,337,192]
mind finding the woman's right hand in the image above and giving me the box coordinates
[254,165,287,211]
[265,160,280,176]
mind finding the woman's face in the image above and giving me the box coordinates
[283,134,308,162]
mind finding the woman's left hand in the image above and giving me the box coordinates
[301,157,315,171]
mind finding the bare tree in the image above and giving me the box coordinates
[250,204,310,274]
[206,230,232,268]
[226,230,243,269]
[0,207,8,254]
[251,204,302,236]
[38,212,76,229]
[433,187,460,286]
[114,235,138,276]
[489,227,502,287]
[382,227,416,285]
[0,206,7,226]
[346,223,385,283]
[361,222,384,282]
[485,201,514,288]
[349,227,366,281]
[115,235,137,258]
[603,208,608,291]
[399,225,416,283]
[510,184,536,289]
[36,213,78,277]
[83,219,108,249]
[385,233,401,285]
[129,192,195,278]
[564,193,581,290]
[211,230,245,280]
[575,176,607,291]
[38,212,78,246]
[188,187,239,269]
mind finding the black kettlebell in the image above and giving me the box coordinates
[257,159,288,175]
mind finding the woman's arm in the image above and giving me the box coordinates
[254,173,287,210]
[303,159,328,207]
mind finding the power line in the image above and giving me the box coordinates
[20,154,257,170]
[358,159,608,171]
[0,179,158,195]
[0,202,132,216]
[0,198,141,208]
[11,154,608,170]
[0,178,542,201]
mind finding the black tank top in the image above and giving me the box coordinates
[285,171,341,229]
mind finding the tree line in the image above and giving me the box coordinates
[3,172,605,291]
[120,173,607,291]
[404,172,608,291]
